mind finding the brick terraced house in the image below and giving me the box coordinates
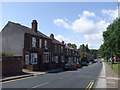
[65,43,80,64]
[49,34,65,69]
[1,20,80,71]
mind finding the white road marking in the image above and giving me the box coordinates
[31,82,50,88]
[107,77,120,80]
[107,82,116,84]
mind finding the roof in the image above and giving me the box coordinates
[6,21,51,39]
[2,21,64,45]
[65,45,75,50]
[52,39,64,45]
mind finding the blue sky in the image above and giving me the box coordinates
[1,2,118,49]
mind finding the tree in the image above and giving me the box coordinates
[99,18,120,60]
[71,43,77,48]
[79,44,90,52]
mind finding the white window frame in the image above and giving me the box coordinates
[61,55,64,62]
[61,46,63,52]
[32,37,36,48]
[44,40,48,49]
[43,52,49,62]
[31,53,37,64]
[55,56,58,63]
[25,52,29,65]
[39,39,42,48]
[67,49,69,54]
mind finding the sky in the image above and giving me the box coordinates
[1,2,118,49]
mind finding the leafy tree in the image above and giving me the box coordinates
[99,18,120,59]
[71,43,77,48]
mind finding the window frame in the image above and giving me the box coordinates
[32,37,36,48]
[39,39,42,48]
[31,53,37,64]
[44,40,48,49]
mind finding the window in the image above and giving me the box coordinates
[67,49,69,54]
[73,50,74,54]
[39,39,42,48]
[25,52,29,65]
[61,55,64,62]
[31,53,37,64]
[61,46,63,52]
[55,56,58,63]
[51,56,54,62]
[58,45,60,52]
[44,40,48,49]
[32,37,36,48]
[74,57,76,63]
[43,52,49,62]
[55,45,57,52]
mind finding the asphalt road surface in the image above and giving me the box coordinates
[2,62,102,89]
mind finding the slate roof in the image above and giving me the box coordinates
[3,21,64,45]
[6,21,51,39]
[65,45,75,50]
[52,39,64,45]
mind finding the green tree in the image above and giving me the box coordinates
[71,43,77,48]
[99,18,120,59]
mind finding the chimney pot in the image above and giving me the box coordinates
[50,34,54,39]
[67,43,71,47]
[62,41,64,44]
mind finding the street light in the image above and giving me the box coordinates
[110,47,113,69]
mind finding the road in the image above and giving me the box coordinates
[2,62,102,89]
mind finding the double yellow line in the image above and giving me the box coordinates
[86,80,94,90]
[0,76,33,84]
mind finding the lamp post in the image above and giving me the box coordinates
[110,47,113,68]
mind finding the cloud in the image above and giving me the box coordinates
[102,8,118,20]
[55,34,70,43]
[53,19,70,29]
[82,10,96,17]
[53,11,109,35]
[53,10,115,49]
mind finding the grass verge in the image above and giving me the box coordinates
[106,61,120,75]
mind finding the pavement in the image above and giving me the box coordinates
[95,61,120,89]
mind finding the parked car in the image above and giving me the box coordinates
[63,63,77,70]
[93,59,98,63]
[71,63,77,70]
[74,62,82,68]
[81,62,89,66]
[89,61,93,65]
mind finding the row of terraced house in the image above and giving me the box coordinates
[1,20,80,71]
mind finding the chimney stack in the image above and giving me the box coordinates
[32,20,38,32]
[50,34,54,39]
[67,43,71,47]
[62,41,64,44]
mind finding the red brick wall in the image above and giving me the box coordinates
[1,56,22,75]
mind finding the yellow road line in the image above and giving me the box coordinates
[86,81,92,89]
[0,76,34,84]
[86,80,94,90]
[89,82,94,89]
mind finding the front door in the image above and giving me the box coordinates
[25,52,29,65]
[38,55,42,70]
